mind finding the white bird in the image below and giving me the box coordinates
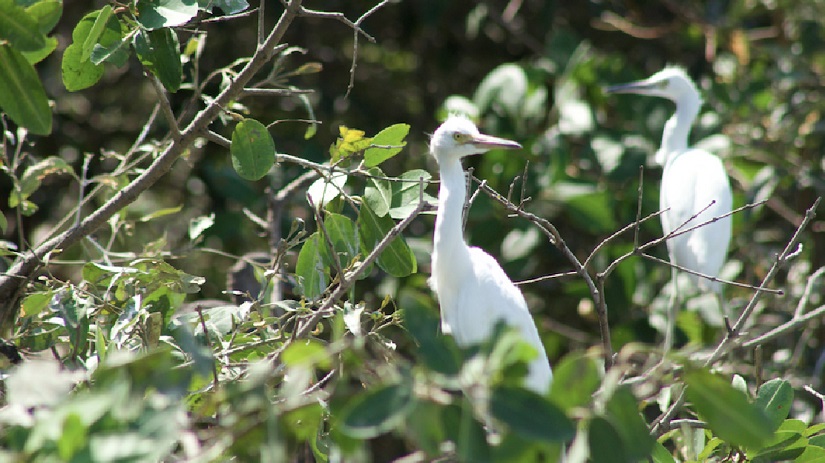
[428,115,552,393]
[606,66,733,351]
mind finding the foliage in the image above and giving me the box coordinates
[1,0,824,462]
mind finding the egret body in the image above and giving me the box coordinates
[606,67,733,350]
[429,115,552,393]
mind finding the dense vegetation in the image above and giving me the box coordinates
[1,0,824,461]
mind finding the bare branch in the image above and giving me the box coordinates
[149,74,181,139]
[652,196,821,435]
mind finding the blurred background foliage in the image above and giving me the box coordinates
[2,0,825,461]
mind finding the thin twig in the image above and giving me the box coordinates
[641,253,783,294]
[652,197,821,435]
[149,74,181,139]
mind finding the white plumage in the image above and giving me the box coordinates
[429,115,552,393]
[607,66,733,350]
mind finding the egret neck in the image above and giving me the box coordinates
[432,157,473,287]
[657,94,700,165]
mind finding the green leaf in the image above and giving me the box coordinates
[58,413,88,461]
[137,0,198,29]
[357,201,416,277]
[754,378,793,432]
[324,213,359,266]
[793,445,825,463]
[20,291,53,317]
[684,369,773,448]
[0,0,46,51]
[400,290,461,375]
[25,1,62,34]
[90,33,132,66]
[295,232,329,299]
[490,385,575,443]
[230,118,276,180]
[364,123,410,167]
[650,440,677,463]
[588,416,627,463]
[134,28,182,92]
[364,167,392,217]
[388,169,434,219]
[282,339,331,369]
[14,157,73,205]
[473,63,527,116]
[139,204,183,222]
[81,4,112,62]
[0,44,51,135]
[604,386,655,460]
[339,383,413,439]
[21,36,57,64]
[0,211,6,233]
[62,43,104,91]
[442,402,491,462]
[549,352,600,411]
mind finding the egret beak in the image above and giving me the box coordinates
[469,133,522,151]
[604,79,659,95]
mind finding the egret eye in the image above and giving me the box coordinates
[452,132,464,142]
[658,79,669,89]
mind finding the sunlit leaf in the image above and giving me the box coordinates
[188,213,215,240]
[20,291,53,317]
[364,123,410,167]
[138,0,198,29]
[230,118,276,180]
[307,173,347,209]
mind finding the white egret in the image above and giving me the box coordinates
[606,66,733,351]
[428,115,552,393]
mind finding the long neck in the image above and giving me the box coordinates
[433,157,471,264]
[657,96,700,164]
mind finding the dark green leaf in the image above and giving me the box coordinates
[364,123,410,167]
[604,386,655,460]
[442,402,491,463]
[0,0,46,51]
[549,352,600,411]
[340,383,413,439]
[230,118,276,180]
[684,369,773,448]
[490,385,575,443]
[0,44,51,135]
[357,202,416,277]
[754,378,793,432]
[295,232,330,299]
[137,0,198,29]
[400,290,461,375]
[323,213,359,266]
[134,28,182,92]
[588,416,627,463]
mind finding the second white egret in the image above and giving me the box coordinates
[429,115,552,393]
[606,66,733,351]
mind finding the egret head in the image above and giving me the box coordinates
[605,66,700,104]
[430,115,521,163]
